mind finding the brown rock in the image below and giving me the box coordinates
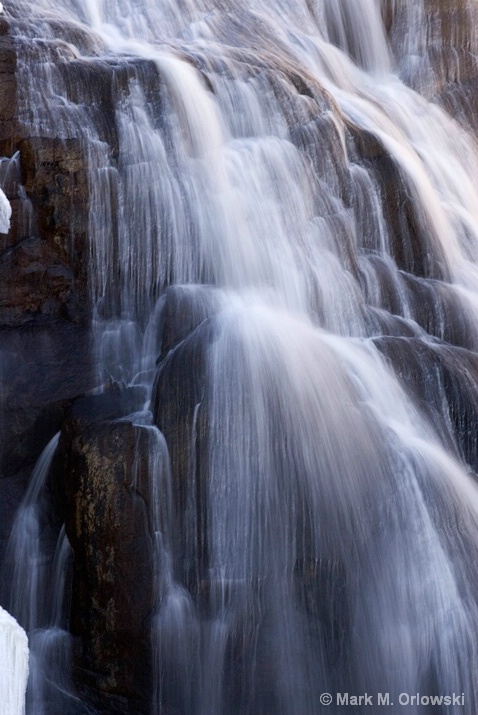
[0,33,17,144]
[384,0,478,96]
[0,237,74,321]
[52,391,153,714]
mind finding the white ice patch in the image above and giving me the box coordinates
[0,186,11,232]
[0,606,29,715]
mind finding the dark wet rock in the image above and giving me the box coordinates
[152,319,212,590]
[368,155,449,281]
[375,336,478,472]
[399,272,477,349]
[51,394,154,715]
[359,254,477,349]
[0,470,30,567]
[0,32,18,156]
[67,423,153,715]
[0,32,163,681]
[57,57,161,160]
[347,125,387,163]
[0,32,92,327]
[0,320,96,480]
[434,75,478,135]
[158,284,221,361]
[52,386,148,520]
[0,237,76,323]
[57,386,147,436]
[0,22,161,328]
[16,136,91,324]
[293,557,349,661]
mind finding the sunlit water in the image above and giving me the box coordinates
[5,0,478,712]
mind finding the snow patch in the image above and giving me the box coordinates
[0,186,11,233]
[0,606,29,715]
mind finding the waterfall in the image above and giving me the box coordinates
[3,434,82,714]
[4,0,478,712]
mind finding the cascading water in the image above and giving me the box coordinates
[3,433,85,714]
[5,0,478,712]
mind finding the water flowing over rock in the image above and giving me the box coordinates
[4,0,478,714]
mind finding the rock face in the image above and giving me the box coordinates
[0,24,91,327]
[0,18,94,494]
[0,28,19,157]
[0,14,162,483]
[383,0,478,130]
[152,288,214,591]
[375,337,478,475]
[52,390,153,715]
[0,16,161,491]
[0,15,161,326]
